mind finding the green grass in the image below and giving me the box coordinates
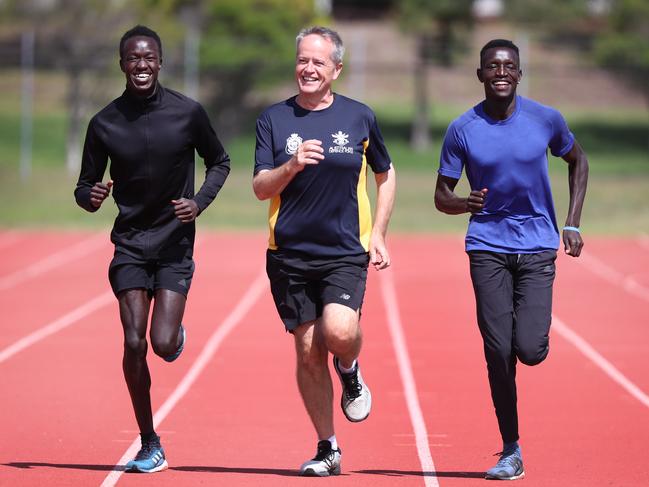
[1,101,647,235]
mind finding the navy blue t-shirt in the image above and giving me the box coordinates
[255,94,391,257]
[439,96,575,253]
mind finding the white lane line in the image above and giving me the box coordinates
[380,270,439,487]
[553,315,649,409]
[100,270,267,487]
[0,233,108,291]
[576,252,649,303]
[0,291,114,364]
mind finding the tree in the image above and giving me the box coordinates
[503,0,648,108]
[593,0,649,106]
[132,0,319,137]
[396,0,474,151]
[1,0,137,175]
[198,0,318,137]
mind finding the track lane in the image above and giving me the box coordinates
[2,232,648,486]
[110,242,430,486]
[388,236,649,486]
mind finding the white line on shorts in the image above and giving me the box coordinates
[0,291,114,364]
[100,270,267,487]
[0,233,107,291]
[553,314,649,409]
[380,270,439,487]
[576,252,649,303]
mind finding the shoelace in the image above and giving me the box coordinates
[493,450,520,469]
[340,370,362,399]
[135,441,161,461]
[313,441,338,462]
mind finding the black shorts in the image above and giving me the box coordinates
[108,249,195,298]
[266,249,370,331]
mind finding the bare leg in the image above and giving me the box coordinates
[293,321,334,440]
[320,303,362,369]
[118,289,154,434]
[150,289,186,358]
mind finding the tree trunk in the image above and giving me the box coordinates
[410,35,431,151]
[65,67,82,176]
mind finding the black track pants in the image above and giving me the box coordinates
[468,250,557,443]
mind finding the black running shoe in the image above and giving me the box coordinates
[299,440,342,477]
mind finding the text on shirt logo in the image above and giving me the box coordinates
[330,130,353,154]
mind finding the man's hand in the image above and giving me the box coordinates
[562,228,584,257]
[369,233,391,271]
[467,188,488,214]
[172,198,199,223]
[291,139,324,172]
[90,180,113,208]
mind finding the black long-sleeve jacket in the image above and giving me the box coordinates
[75,84,230,259]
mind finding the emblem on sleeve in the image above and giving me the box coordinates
[285,133,303,155]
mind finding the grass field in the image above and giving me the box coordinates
[1,73,648,234]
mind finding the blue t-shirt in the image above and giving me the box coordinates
[255,94,391,257]
[438,96,575,253]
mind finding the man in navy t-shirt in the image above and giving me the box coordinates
[253,26,396,477]
[435,39,588,480]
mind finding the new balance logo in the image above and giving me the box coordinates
[339,293,351,300]
[178,279,187,288]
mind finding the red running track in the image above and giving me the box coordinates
[0,231,647,486]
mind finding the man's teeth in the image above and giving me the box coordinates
[136,74,150,80]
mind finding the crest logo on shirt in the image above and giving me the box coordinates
[332,130,349,146]
[285,133,302,155]
[329,130,353,154]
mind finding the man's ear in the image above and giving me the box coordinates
[477,68,484,83]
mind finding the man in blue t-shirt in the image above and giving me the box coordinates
[435,39,588,480]
[253,26,396,477]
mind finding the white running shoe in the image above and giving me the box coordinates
[299,440,342,477]
[333,356,372,422]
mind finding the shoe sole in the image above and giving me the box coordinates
[485,470,525,480]
[301,466,341,477]
[340,395,371,423]
[126,460,169,473]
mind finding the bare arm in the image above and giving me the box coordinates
[434,174,487,215]
[561,139,589,257]
[369,164,396,271]
[252,140,324,200]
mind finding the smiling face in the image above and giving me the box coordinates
[295,34,342,103]
[120,36,161,97]
[477,47,522,100]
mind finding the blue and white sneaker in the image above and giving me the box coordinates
[163,324,186,363]
[485,444,525,480]
[125,436,168,473]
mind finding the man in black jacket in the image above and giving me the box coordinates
[74,25,230,473]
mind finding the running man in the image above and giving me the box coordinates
[253,26,396,476]
[74,25,230,473]
[435,39,588,480]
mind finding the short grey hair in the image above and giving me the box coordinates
[296,26,345,64]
